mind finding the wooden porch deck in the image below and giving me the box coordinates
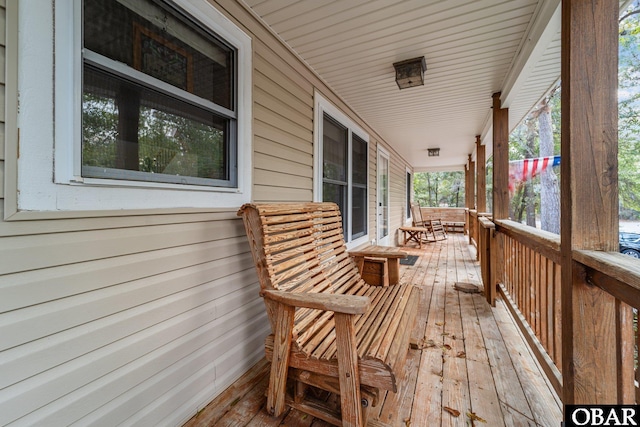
[185,233,562,427]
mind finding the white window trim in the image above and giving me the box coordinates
[405,167,413,225]
[6,0,252,218]
[313,91,369,249]
[376,146,391,246]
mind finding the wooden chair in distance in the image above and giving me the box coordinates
[238,202,420,427]
[410,202,447,241]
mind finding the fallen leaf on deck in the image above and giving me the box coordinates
[404,417,411,426]
[441,332,449,336]
[411,338,438,350]
[467,411,487,424]
[456,351,466,358]
[443,406,461,417]
[435,321,446,326]
[442,344,452,350]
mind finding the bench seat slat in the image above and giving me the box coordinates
[294,282,373,350]
[310,285,392,360]
[368,284,413,360]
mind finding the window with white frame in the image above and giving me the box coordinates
[11,0,252,214]
[82,0,236,187]
[314,93,369,246]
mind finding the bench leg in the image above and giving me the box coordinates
[268,304,295,416]
[388,258,400,285]
[334,313,364,427]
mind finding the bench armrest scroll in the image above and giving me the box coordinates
[262,290,370,315]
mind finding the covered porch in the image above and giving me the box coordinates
[184,233,562,427]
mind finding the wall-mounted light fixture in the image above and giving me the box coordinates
[393,56,427,89]
[427,148,440,157]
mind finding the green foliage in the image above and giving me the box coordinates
[413,171,465,207]
[619,1,640,217]
[82,93,226,180]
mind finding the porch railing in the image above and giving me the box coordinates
[474,216,639,403]
[468,209,491,257]
[494,220,563,395]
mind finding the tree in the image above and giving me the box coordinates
[537,92,561,234]
[413,171,465,207]
[618,1,640,219]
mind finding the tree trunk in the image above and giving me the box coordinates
[538,98,561,234]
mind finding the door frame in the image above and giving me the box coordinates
[377,146,390,246]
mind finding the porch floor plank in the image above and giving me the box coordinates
[184,233,562,427]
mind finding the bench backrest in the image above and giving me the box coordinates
[237,202,363,296]
[421,207,465,222]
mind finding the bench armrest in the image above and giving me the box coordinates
[349,251,406,259]
[262,289,370,315]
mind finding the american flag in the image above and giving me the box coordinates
[509,155,560,192]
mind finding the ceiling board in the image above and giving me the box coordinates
[242,0,563,171]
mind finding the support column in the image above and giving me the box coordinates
[491,92,509,307]
[492,93,509,220]
[465,157,472,234]
[561,0,627,405]
[468,155,476,245]
[476,135,486,213]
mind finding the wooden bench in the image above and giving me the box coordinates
[421,207,465,232]
[238,202,420,427]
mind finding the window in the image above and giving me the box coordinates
[314,92,369,247]
[10,0,252,215]
[82,0,236,187]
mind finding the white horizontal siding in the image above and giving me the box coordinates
[2,288,267,426]
[0,212,266,426]
[0,220,245,276]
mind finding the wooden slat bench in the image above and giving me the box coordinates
[238,202,420,427]
[421,207,466,232]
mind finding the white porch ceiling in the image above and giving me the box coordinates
[241,0,563,171]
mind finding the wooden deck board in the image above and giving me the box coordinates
[184,234,562,427]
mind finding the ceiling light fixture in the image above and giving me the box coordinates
[427,148,440,157]
[393,56,427,89]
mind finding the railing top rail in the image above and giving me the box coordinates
[494,219,561,263]
[479,216,495,229]
[573,250,640,308]
[494,219,560,247]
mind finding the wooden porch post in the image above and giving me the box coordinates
[476,135,486,213]
[560,0,627,405]
[469,155,476,245]
[492,92,509,307]
[492,93,509,220]
[465,156,472,234]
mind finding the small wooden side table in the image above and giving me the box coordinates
[349,245,407,286]
[399,226,429,248]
